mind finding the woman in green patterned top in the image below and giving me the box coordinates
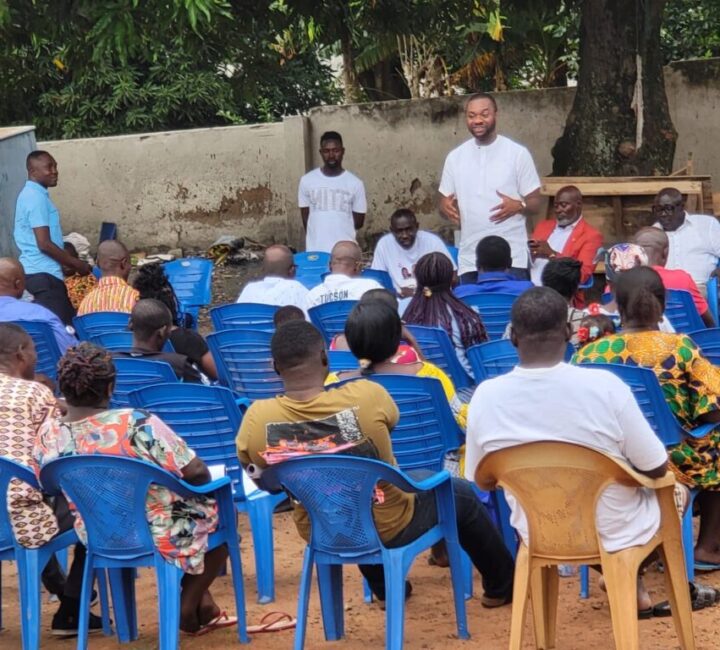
[574,266,720,571]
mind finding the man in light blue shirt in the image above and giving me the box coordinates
[0,258,77,353]
[14,151,91,325]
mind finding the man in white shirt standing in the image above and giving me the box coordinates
[298,131,367,253]
[465,286,673,613]
[305,241,382,310]
[438,93,542,284]
[652,187,720,290]
[371,208,455,298]
[236,244,309,313]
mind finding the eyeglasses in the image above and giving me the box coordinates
[652,202,683,214]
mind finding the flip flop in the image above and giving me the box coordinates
[653,583,720,617]
[694,561,720,572]
[247,611,297,634]
[183,612,238,637]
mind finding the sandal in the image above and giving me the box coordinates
[652,583,720,617]
[183,611,238,637]
[481,593,512,608]
[247,611,297,634]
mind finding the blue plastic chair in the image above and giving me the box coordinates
[10,320,64,380]
[665,289,705,333]
[207,329,284,400]
[163,258,213,308]
[111,359,178,408]
[99,221,118,243]
[294,252,331,289]
[128,383,284,603]
[467,339,575,383]
[40,455,249,649]
[261,455,469,650]
[706,275,719,326]
[210,303,278,332]
[0,457,111,648]
[73,312,130,341]
[459,293,517,341]
[89,330,175,354]
[328,350,358,372]
[404,324,474,389]
[689,328,720,365]
[361,269,394,291]
[445,245,459,266]
[308,300,358,344]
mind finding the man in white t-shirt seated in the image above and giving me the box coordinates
[298,131,367,253]
[236,244,309,314]
[465,286,676,614]
[305,241,382,310]
[371,208,455,298]
[652,187,720,290]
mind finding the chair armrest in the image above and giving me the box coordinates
[397,468,453,493]
[617,468,676,490]
[235,396,251,413]
[177,476,232,496]
[686,422,716,439]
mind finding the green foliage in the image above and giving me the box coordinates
[661,0,720,62]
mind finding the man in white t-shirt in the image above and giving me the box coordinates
[371,208,455,297]
[465,286,673,611]
[236,244,309,314]
[438,93,542,284]
[651,187,720,289]
[298,131,367,253]
[305,241,382,310]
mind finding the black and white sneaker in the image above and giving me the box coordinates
[51,605,104,637]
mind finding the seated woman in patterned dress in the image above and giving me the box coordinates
[33,342,236,635]
[574,266,720,571]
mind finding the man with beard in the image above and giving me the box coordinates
[439,93,541,284]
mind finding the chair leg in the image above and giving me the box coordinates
[681,492,698,582]
[94,569,112,636]
[509,545,531,650]
[0,560,4,632]
[461,550,473,600]
[247,498,276,603]
[108,567,138,642]
[225,539,249,643]
[76,554,96,650]
[657,544,697,650]
[600,552,641,650]
[15,550,42,650]
[530,565,559,650]
[155,559,182,650]
[316,563,344,641]
[294,548,314,650]
[446,540,470,640]
[579,565,590,599]
[384,554,408,650]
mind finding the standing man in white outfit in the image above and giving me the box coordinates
[298,131,367,253]
[438,93,542,284]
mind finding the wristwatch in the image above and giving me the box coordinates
[520,199,527,210]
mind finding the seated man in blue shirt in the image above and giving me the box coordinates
[13,151,91,325]
[454,236,534,298]
[0,257,77,353]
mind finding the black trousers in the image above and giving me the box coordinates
[25,272,76,326]
[41,494,85,600]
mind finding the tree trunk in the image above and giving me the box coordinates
[339,26,364,104]
[552,0,676,176]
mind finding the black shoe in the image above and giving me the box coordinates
[51,601,104,637]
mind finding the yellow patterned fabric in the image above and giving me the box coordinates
[574,331,720,489]
[64,273,98,309]
[77,276,139,315]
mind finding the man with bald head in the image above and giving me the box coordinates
[14,150,92,325]
[77,239,138,315]
[0,257,77,352]
[652,187,720,288]
[305,240,382,309]
[236,244,309,313]
[529,185,603,292]
[634,227,714,327]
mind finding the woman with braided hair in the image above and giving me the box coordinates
[33,343,237,635]
[402,252,487,378]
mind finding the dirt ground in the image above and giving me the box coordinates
[1,511,719,649]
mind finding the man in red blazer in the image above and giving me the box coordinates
[529,185,603,287]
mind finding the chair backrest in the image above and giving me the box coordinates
[308,300,358,343]
[582,362,684,445]
[0,457,39,552]
[209,303,278,332]
[294,251,330,289]
[459,293,517,341]
[706,276,719,325]
[467,339,575,383]
[11,320,63,379]
[445,245,459,266]
[360,268,394,291]
[98,221,117,243]
[328,350,358,371]
[262,455,417,556]
[688,328,720,365]
[163,258,213,308]
[404,324,473,389]
[73,312,130,341]
[207,329,283,399]
[665,289,705,333]
[89,330,175,354]
[341,374,463,473]
[475,441,647,560]
[128,383,248,499]
[40,455,195,560]
[111,359,178,408]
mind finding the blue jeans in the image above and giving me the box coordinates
[359,477,514,599]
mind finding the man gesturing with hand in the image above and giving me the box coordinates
[439,93,541,284]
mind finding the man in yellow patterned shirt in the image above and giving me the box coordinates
[77,240,138,315]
